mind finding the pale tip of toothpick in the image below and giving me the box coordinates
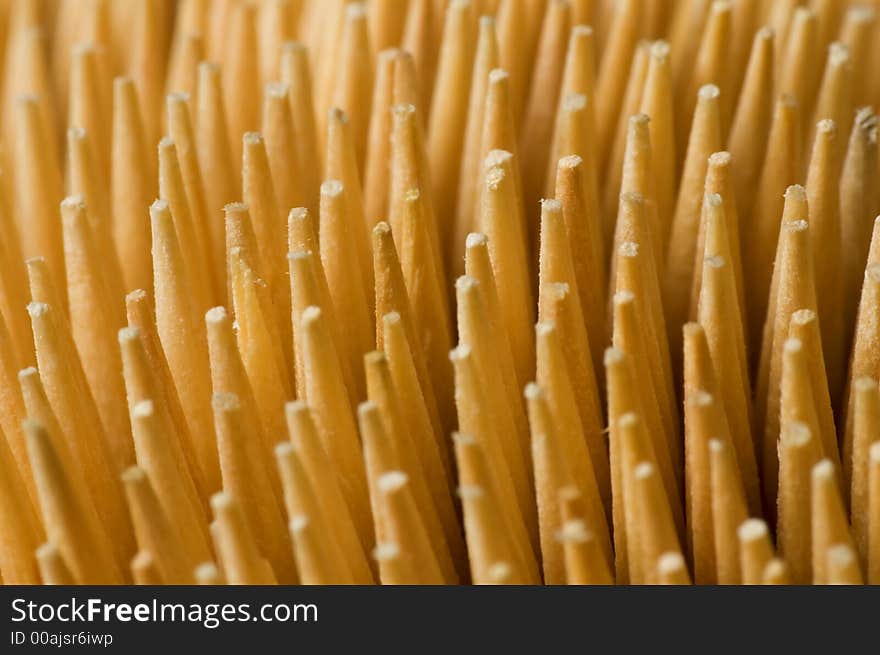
[737,519,768,542]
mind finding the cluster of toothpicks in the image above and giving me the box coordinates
[0,1,879,586]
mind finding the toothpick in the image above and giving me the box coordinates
[727,26,774,225]
[367,0,407,57]
[559,519,614,585]
[555,155,607,378]
[13,96,67,313]
[727,0,760,103]
[840,108,879,339]
[682,326,729,583]
[869,442,880,583]
[122,466,195,584]
[129,0,165,148]
[633,461,683,585]
[223,2,259,169]
[126,396,211,567]
[746,98,802,353]
[521,0,570,215]
[331,96,374,223]
[612,139,662,294]
[669,0,710,101]
[391,50,422,114]
[454,431,538,584]
[228,256,291,444]
[479,157,535,387]
[400,0,436,112]
[639,41,676,253]
[365,350,462,581]
[612,245,681,462]
[209,491,276,585]
[24,419,123,583]
[196,62,240,244]
[761,558,792,585]
[60,196,132,471]
[112,77,154,294]
[698,259,759,515]
[656,551,692,585]
[66,127,125,307]
[158,136,214,313]
[478,70,523,224]
[165,33,203,103]
[364,49,398,226]
[839,6,876,107]
[204,306,282,495]
[453,18,499,272]
[812,0,845,54]
[280,41,321,213]
[275,442,350,584]
[495,0,529,118]
[213,392,295,583]
[538,282,607,514]
[382,312,451,485]
[372,223,444,433]
[263,82,305,222]
[757,214,818,512]
[826,543,864,584]
[681,2,731,144]
[457,276,532,508]
[0,316,30,494]
[450,343,539,561]
[27,302,133,572]
[709,438,748,584]
[69,44,110,184]
[612,290,682,519]
[288,515,341,585]
[0,423,42,583]
[372,542,419,585]
[603,43,650,234]
[594,0,642,175]
[150,199,219,491]
[168,92,221,301]
[390,101,446,268]
[378,471,446,584]
[525,381,578,584]
[358,400,398,546]
[788,309,839,477]
[242,132,292,352]
[35,543,75,585]
[738,518,774,585]
[300,306,372,538]
[288,249,354,403]
[811,459,855,585]
[535,324,612,563]
[604,351,639,583]
[778,421,823,584]
[318,179,373,401]
[427,0,475,260]
[804,121,845,405]
[17,367,87,509]
[780,337,840,473]
[124,289,205,504]
[843,263,880,492]
[194,561,224,585]
[851,378,879,566]
[666,84,723,366]
[779,8,819,138]
[286,401,374,583]
[0,218,31,370]
[131,551,164,585]
[812,43,853,162]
